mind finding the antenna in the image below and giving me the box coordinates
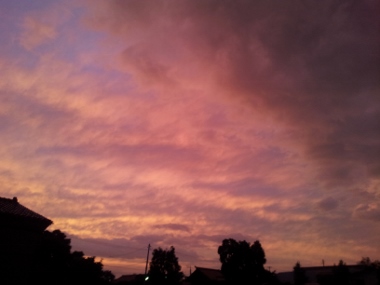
[144,244,151,276]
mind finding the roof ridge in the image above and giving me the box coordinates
[0,196,52,225]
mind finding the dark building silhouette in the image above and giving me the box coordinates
[113,274,145,284]
[0,196,52,284]
[277,265,378,285]
[186,267,226,285]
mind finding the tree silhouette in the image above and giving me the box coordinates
[34,229,72,283]
[148,246,183,285]
[293,261,308,285]
[70,251,114,284]
[34,229,114,285]
[358,257,380,285]
[332,260,350,285]
[218,238,273,285]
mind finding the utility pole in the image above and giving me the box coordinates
[145,243,151,276]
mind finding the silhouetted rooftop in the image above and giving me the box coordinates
[192,266,225,282]
[277,264,369,285]
[113,274,144,284]
[0,196,52,230]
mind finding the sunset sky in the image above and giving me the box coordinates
[1,0,379,277]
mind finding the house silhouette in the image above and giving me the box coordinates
[0,196,52,284]
[185,266,226,285]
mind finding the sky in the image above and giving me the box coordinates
[1,0,379,278]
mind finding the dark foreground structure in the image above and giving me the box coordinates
[0,196,53,284]
[186,267,226,285]
[114,274,146,284]
[277,265,378,285]
[0,196,114,285]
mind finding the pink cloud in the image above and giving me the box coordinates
[20,17,57,49]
